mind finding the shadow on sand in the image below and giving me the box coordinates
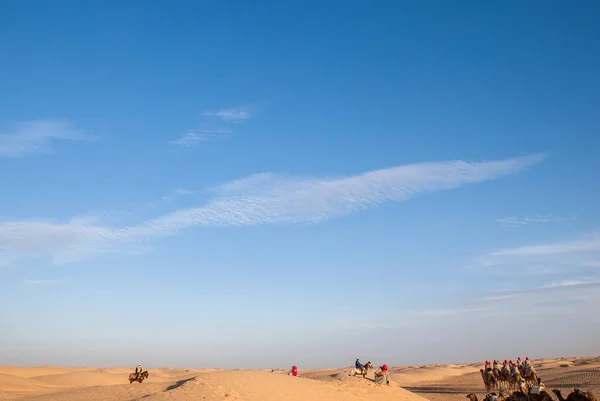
[164,377,196,392]
[404,386,480,394]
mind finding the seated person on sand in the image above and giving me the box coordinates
[288,366,298,377]
[374,364,390,385]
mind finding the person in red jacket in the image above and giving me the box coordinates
[374,364,390,385]
[288,366,298,377]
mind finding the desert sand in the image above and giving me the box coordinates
[0,357,598,401]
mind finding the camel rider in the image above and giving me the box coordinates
[493,360,499,370]
[484,361,491,371]
[523,357,532,376]
[517,357,522,369]
[510,362,519,379]
[355,358,364,373]
[518,378,527,394]
[135,364,143,379]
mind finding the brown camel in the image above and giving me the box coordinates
[500,389,552,401]
[523,370,540,388]
[466,392,503,401]
[527,389,553,401]
[497,373,521,393]
[481,369,499,391]
[553,389,597,401]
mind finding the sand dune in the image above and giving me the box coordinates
[1,357,598,401]
[0,367,86,378]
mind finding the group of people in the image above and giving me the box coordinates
[133,360,390,384]
[355,358,390,385]
[484,357,535,380]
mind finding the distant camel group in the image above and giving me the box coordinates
[480,360,540,392]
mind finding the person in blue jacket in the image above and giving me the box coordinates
[355,358,364,373]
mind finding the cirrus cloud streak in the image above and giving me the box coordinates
[0,153,546,264]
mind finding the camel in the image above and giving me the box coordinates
[467,392,481,401]
[508,373,525,392]
[466,392,503,401]
[469,379,553,401]
[349,361,373,377]
[553,389,597,401]
[481,369,499,391]
[493,365,524,392]
[470,388,552,401]
[526,388,553,401]
[496,375,518,392]
[522,369,540,388]
[128,370,149,383]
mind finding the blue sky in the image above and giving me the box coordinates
[1,0,599,369]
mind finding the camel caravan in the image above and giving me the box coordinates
[474,358,596,401]
[480,358,540,392]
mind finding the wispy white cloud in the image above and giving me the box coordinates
[450,280,600,315]
[169,129,231,148]
[489,232,600,257]
[329,280,600,334]
[483,294,517,302]
[0,153,546,264]
[539,280,592,288]
[171,104,253,148]
[410,307,490,317]
[319,280,600,365]
[496,214,566,227]
[202,105,252,122]
[476,231,600,282]
[0,120,94,157]
[24,278,69,285]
